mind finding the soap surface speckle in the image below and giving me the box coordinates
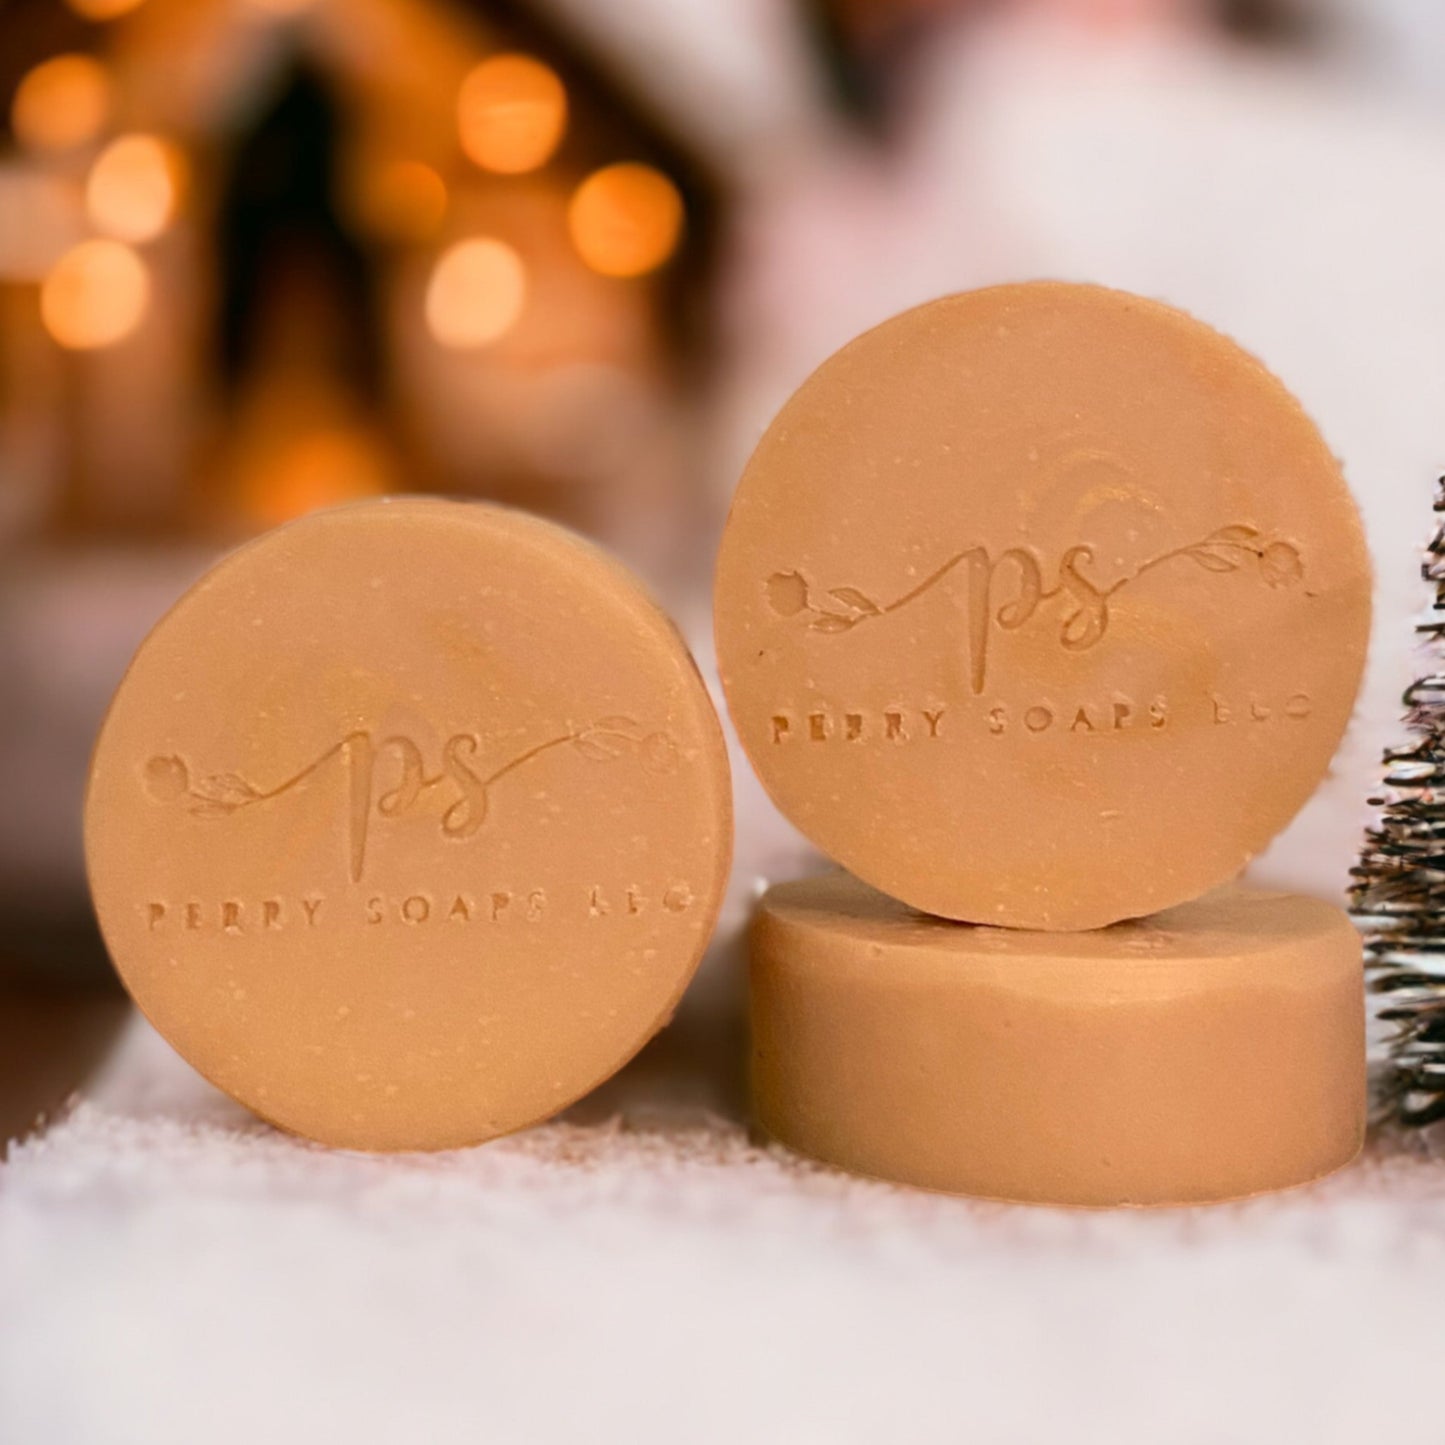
[86,499,732,1151]
[715,282,1371,929]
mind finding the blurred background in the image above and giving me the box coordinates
[3,0,1445,1138]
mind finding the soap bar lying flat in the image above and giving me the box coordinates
[86,499,732,1151]
[716,283,1371,930]
[751,873,1364,1205]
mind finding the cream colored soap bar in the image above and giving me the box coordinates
[752,873,1364,1206]
[85,499,732,1152]
[716,283,1372,930]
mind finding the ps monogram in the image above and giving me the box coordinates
[765,524,1304,694]
[142,716,679,882]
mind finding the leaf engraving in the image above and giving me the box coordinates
[1259,541,1304,588]
[188,800,242,819]
[1183,547,1241,573]
[827,587,881,616]
[191,773,262,809]
[573,729,635,761]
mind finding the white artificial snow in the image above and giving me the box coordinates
[4,1006,1445,1445]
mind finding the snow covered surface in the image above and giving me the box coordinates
[5,1000,1445,1445]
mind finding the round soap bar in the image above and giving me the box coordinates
[715,282,1371,930]
[86,499,732,1151]
[751,873,1365,1206]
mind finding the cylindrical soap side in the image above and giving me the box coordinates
[750,874,1365,1206]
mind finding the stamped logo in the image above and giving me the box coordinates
[142,716,679,883]
[765,689,1314,746]
[765,525,1304,694]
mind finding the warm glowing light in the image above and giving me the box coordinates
[352,160,447,243]
[42,239,149,349]
[567,164,683,279]
[12,55,111,154]
[66,0,147,19]
[243,429,388,528]
[86,134,186,243]
[0,172,83,281]
[425,238,526,349]
[245,0,321,14]
[457,54,566,175]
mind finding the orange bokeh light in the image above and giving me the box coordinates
[352,159,447,243]
[65,0,148,19]
[245,0,322,14]
[86,134,186,243]
[567,164,683,279]
[242,429,388,529]
[458,54,567,176]
[12,55,111,154]
[41,239,150,350]
[425,238,526,349]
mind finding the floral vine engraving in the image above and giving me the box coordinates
[766,525,1303,694]
[144,718,678,883]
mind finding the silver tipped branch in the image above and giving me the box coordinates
[1351,477,1445,1125]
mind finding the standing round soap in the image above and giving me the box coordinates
[86,499,732,1151]
[715,282,1371,929]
